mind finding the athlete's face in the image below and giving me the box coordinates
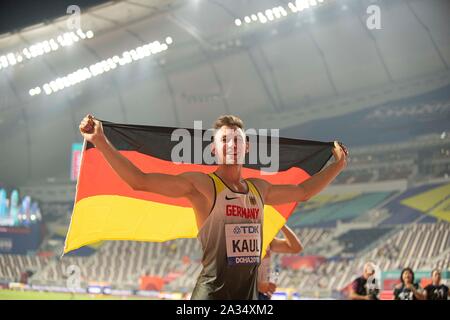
[212,126,248,165]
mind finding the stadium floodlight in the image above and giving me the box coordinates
[0,56,8,68]
[143,46,151,57]
[56,78,65,90]
[288,2,298,13]
[265,9,275,21]
[257,12,268,24]
[42,41,51,53]
[71,33,80,42]
[130,49,139,61]
[49,81,59,92]
[7,53,17,66]
[235,1,328,27]
[137,47,146,59]
[63,33,74,46]
[1,29,94,72]
[43,84,52,95]
[49,39,59,51]
[272,7,281,19]
[23,48,31,58]
[77,29,86,39]
[63,77,71,88]
[29,86,41,96]
[29,36,173,96]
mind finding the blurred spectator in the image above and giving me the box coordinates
[349,262,379,300]
[19,270,33,284]
[423,269,449,300]
[393,267,425,300]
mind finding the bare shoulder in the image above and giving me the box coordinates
[179,171,214,195]
[247,177,271,196]
[247,177,271,187]
[179,171,209,181]
[394,283,402,289]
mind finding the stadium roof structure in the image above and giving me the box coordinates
[0,0,449,186]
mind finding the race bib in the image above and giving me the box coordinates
[225,223,261,265]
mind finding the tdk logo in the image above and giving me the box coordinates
[234,226,259,234]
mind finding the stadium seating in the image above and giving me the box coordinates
[39,202,73,222]
[336,227,394,256]
[381,183,450,225]
[0,254,49,283]
[288,192,392,228]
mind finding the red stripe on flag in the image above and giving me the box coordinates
[76,148,311,218]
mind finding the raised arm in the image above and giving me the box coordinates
[79,114,196,198]
[269,225,303,254]
[253,141,348,205]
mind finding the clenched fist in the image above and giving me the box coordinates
[79,114,105,146]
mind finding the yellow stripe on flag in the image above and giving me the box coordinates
[261,205,287,258]
[64,195,198,254]
[64,195,288,257]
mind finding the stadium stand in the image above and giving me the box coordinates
[0,254,49,283]
[336,227,394,257]
[381,183,450,225]
[288,192,392,228]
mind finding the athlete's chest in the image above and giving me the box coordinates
[217,191,262,220]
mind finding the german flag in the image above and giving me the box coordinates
[63,121,334,255]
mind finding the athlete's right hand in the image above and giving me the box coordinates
[79,114,105,146]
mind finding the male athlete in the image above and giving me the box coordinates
[79,114,348,299]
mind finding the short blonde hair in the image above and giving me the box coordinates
[212,115,244,130]
[364,262,375,273]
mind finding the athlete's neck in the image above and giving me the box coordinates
[215,165,244,184]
